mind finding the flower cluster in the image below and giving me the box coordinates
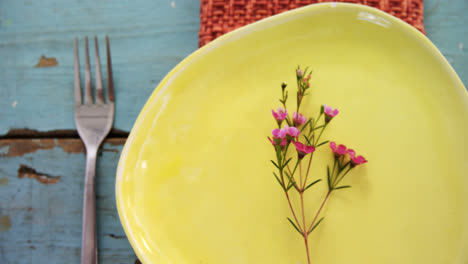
[327,142,367,191]
[272,107,288,126]
[270,114,314,159]
[323,104,339,123]
[267,66,368,264]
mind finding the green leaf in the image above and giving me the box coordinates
[335,185,351,190]
[316,140,329,148]
[284,171,294,186]
[282,158,292,169]
[299,119,312,133]
[287,218,303,236]
[312,125,325,131]
[304,179,322,191]
[303,135,312,145]
[273,172,283,188]
[270,160,279,169]
[327,166,331,189]
[286,181,298,192]
[308,217,324,235]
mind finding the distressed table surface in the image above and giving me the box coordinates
[0,0,467,263]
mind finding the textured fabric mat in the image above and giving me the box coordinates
[199,0,424,47]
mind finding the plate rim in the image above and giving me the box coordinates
[115,3,468,263]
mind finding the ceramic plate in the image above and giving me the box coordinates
[116,3,468,263]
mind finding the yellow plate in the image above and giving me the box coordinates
[116,3,468,263]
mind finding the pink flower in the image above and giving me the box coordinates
[347,149,368,166]
[268,137,287,149]
[283,125,300,138]
[296,69,303,78]
[293,112,307,126]
[272,128,286,140]
[323,104,339,122]
[330,142,347,156]
[272,107,287,121]
[293,141,315,159]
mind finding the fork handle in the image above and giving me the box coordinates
[81,147,98,264]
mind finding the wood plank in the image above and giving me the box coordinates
[0,0,467,136]
[424,0,468,86]
[0,0,200,135]
[0,139,138,264]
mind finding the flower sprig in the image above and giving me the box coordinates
[327,142,367,190]
[268,66,368,264]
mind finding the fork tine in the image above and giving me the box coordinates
[106,36,114,102]
[74,37,82,105]
[84,36,93,105]
[94,36,104,104]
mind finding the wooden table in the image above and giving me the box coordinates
[0,0,466,263]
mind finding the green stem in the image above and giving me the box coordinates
[331,158,337,183]
[283,159,301,190]
[333,166,353,188]
[290,160,301,178]
[303,152,315,190]
[331,157,345,187]
[309,112,323,137]
[299,160,303,188]
[314,123,328,146]
[282,143,290,165]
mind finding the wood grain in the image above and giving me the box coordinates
[0,139,136,264]
[0,0,200,135]
[0,0,467,263]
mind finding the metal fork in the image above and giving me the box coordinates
[74,36,115,264]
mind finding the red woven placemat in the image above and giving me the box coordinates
[199,0,424,47]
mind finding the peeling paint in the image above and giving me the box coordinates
[0,138,125,157]
[55,139,84,154]
[0,128,77,138]
[0,214,11,232]
[0,145,9,156]
[12,101,17,108]
[107,138,127,145]
[18,164,61,184]
[107,233,126,239]
[35,55,58,68]
[1,128,129,138]
[459,42,464,51]
[171,1,176,8]
[102,148,119,153]
[0,177,8,186]
[0,139,55,157]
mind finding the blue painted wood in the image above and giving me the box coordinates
[424,0,468,86]
[0,0,200,135]
[0,1,467,263]
[0,139,137,264]
[0,0,467,135]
